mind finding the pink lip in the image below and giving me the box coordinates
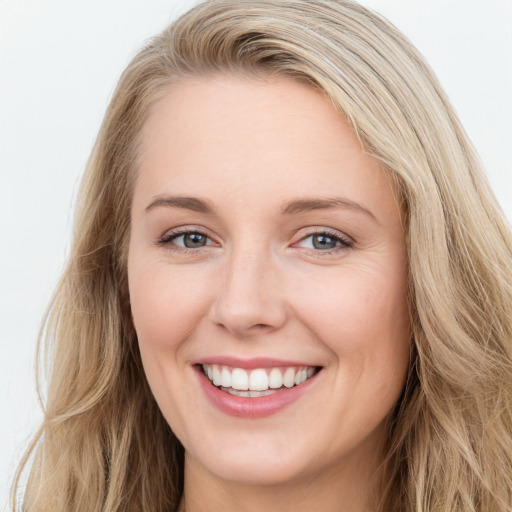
[194,365,320,419]
[194,356,317,369]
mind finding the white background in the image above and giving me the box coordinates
[1,1,511,509]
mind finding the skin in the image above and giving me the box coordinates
[128,74,411,512]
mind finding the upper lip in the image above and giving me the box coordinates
[193,356,321,369]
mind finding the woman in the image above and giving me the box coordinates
[13,0,512,511]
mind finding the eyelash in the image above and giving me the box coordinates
[157,227,353,256]
[157,227,218,254]
[294,229,353,257]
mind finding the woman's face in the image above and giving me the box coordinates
[128,75,410,488]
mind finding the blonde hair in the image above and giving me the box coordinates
[13,1,512,511]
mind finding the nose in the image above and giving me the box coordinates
[209,248,288,338]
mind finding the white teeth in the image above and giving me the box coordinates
[221,366,231,388]
[249,369,269,391]
[283,367,296,388]
[249,389,275,397]
[202,364,318,394]
[295,368,307,385]
[231,368,249,390]
[269,368,283,389]
[224,387,277,397]
[212,365,222,386]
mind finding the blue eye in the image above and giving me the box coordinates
[296,231,352,252]
[310,234,339,250]
[174,232,209,248]
[159,230,216,251]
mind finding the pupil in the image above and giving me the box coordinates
[313,235,337,250]
[184,233,206,248]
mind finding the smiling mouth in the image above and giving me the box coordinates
[201,364,320,397]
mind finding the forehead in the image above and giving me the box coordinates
[135,74,399,222]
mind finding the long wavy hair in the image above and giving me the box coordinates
[12,1,512,511]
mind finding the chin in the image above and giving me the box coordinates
[184,430,319,486]
[198,453,309,486]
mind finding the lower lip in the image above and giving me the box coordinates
[196,367,319,418]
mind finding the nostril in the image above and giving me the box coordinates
[213,320,275,336]
[249,323,277,334]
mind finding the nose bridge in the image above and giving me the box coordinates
[210,241,286,336]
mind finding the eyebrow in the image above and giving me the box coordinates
[145,196,214,213]
[281,197,377,222]
[145,195,377,222]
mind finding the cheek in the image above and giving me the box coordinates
[293,266,409,348]
[292,263,410,405]
[127,261,214,434]
[129,262,215,352]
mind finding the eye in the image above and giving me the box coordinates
[158,228,218,252]
[173,232,210,248]
[294,230,352,252]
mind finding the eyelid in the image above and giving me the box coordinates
[157,226,220,251]
[292,227,354,254]
[155,225,353,256]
